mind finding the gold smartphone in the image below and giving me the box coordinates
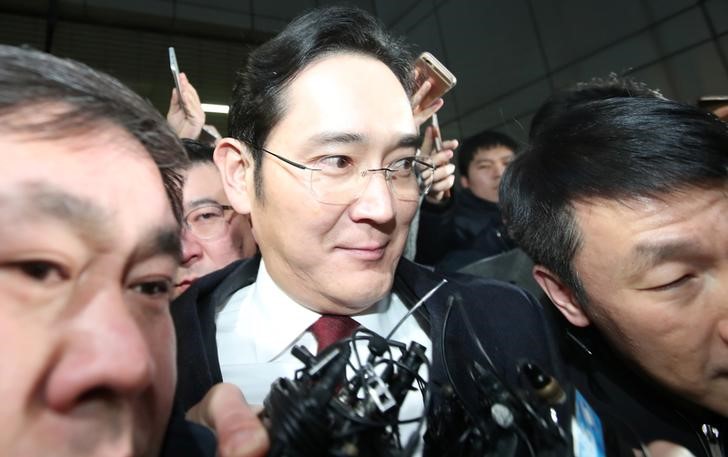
[414,52,457,108]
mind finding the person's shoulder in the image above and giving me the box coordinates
[442,268,540,310]
[174,256,260,306]
[397,257,543,324]
[160,407,216,457]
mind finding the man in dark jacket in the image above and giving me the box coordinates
[416,130,517,271]
[172,6,569,456]
[0,44,268,457]
[501,77,728,456]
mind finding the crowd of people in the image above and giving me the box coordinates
[1,5,726,457]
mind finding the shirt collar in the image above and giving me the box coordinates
[238,260,404,361]
[238,260,321,361]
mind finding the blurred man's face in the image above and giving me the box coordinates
[568,186,728,415]
[237,53,419,315]
[461,146,514,203]
[0,124,179,456]
[175,162,256,297]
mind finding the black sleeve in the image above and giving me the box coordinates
[441,280,565,401]
[430,278,571,456]
[415,197,456,265]
[160,405,217,457]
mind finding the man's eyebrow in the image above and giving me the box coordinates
[305,132,421,150]
[129,226,182,265]
[0,183,112,245]
[627,239,698,275]
[186,198,221,210]
[307,132,364,146]
[397,134,422,150]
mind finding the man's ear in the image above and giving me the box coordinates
[460,175,470,189]
[532,265,591,327]
[214,138,253,215]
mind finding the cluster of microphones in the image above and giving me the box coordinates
[259,294,574,457]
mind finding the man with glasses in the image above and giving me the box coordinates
[175,139,257,298]
[173,6,564,454]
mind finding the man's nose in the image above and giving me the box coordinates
[348,171,396,224]
[494,162,507,178]
[180,227,203,266]
[43,287,156,411]
[717,279,728,346]
[719,319,728,346]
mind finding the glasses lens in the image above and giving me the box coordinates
[310,157,361,205]
[309,156,435,204]
[389,157,434,201]
[185,205,226,239]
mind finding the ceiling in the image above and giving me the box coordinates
[1,0,727,142]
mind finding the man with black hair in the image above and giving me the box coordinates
[416,130,517,271]
[173,5,566,455]
[0,44,267,457]
[174,139,257,298]
[501,78,728,455]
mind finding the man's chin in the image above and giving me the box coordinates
[328,273,394,313]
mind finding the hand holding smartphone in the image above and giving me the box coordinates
[431,113,443,152]
[414,52,457,110]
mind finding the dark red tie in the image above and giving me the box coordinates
[310,314,360,354]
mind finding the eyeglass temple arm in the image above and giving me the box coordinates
[261,147,321,171]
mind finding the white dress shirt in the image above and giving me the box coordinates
[216,259,431,451]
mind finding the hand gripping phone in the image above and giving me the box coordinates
[168,47,185,111]
[414,52,457,109]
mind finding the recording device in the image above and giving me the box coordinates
[259,281,448,457]
[414,52,457,109]
[168,47,183,110]
[168,46,219,143]
[259,283,595,457]
[261,330,429,457]
[425,295,572,457]
[415,53,455,155]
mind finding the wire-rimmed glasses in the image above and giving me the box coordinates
[257,146,435,205]
[183,203,234,239]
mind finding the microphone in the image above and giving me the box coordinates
[521,362,566,406]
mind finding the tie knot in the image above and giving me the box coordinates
[310,314,360,354]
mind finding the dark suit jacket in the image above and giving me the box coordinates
[172,255,566,451]
[160,408,216,457]
[560,321,727,456]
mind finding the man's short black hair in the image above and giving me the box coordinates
[182,138,214,165]
[457,130,518,177]
[500,77,728,306]
[228,5,414,198]
[0,44,187,223]
[528,75,664,143]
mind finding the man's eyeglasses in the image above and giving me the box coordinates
[254,145,435,205]
[183,203,234,240]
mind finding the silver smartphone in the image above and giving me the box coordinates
[168,47,184,110]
